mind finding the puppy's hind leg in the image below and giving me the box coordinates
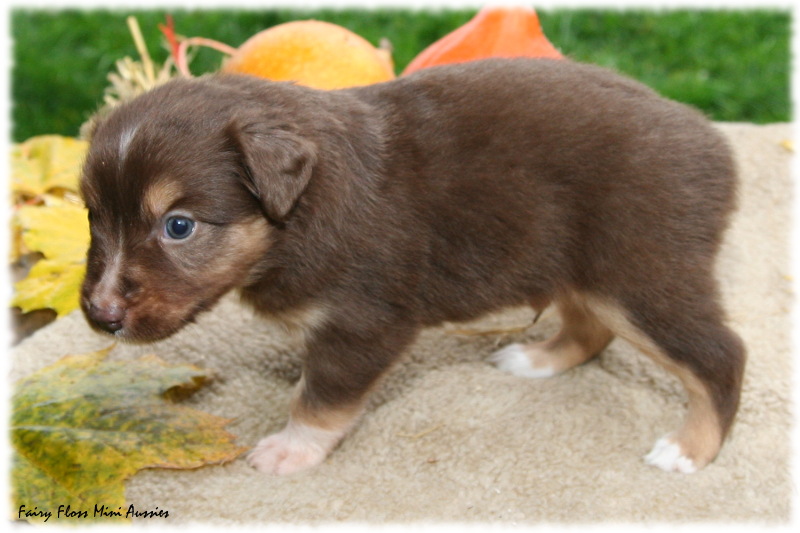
[586,293,745,473]
[492,293,614,378]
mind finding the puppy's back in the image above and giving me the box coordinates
[357,59,728,190]
[349,58,737,316]
[357,58,736,240]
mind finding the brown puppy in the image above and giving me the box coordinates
[80,58,745,476]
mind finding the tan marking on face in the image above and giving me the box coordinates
[197,216,273,281]
[584,294,723,467]
[114,214,273,341]
[143,179,184,217]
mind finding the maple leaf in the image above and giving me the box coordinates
[11,135,88,202]
[11,346,247,524]
[10,135,91,317]
[11,204,90,316]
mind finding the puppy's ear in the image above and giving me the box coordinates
[229,121,317,222]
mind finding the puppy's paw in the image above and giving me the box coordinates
[491,343,556,378]
[644,436,698,474]
[247,422,343,476]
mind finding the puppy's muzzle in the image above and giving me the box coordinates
[85,298,126,334]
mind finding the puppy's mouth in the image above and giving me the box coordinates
[88,319,177,344]
[81,294,212,344]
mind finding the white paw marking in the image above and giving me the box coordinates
[247,420,344,476]
[645,437,698,474]
[491,343,556,378]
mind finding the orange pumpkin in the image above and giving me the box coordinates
[222,20,395,90]
[402,6,563,75]
[160,17,394,90]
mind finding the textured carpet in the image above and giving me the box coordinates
[10,122,793,524]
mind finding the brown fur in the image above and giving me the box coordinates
[80,58,745,473]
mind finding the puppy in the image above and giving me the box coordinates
[80,58,745,476]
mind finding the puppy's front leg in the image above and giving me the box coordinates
[246,380,358,476]
[248,319,417,475]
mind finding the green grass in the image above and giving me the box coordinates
[10,8,790,142]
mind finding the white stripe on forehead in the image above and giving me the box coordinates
[118,123,139,163]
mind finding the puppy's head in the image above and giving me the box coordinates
[79,76,316,341]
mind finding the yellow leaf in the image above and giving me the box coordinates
[11,203,89,316]
[15,204,89,262]
[12,259,85,315]
[11,135,88,200]
[9,135,92,318]
[11,347,245,524]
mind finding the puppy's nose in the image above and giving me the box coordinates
[87,300,127,333]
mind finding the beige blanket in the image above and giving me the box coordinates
[11,123,793,524]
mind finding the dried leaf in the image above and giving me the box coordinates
[10,135,88,201]
[9,135,91,318]
[15,204,89,262]
[11,204,89,315]
[12,259,86,316]
[11,347,246,524]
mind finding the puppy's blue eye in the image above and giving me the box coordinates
[165,216,195,240]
